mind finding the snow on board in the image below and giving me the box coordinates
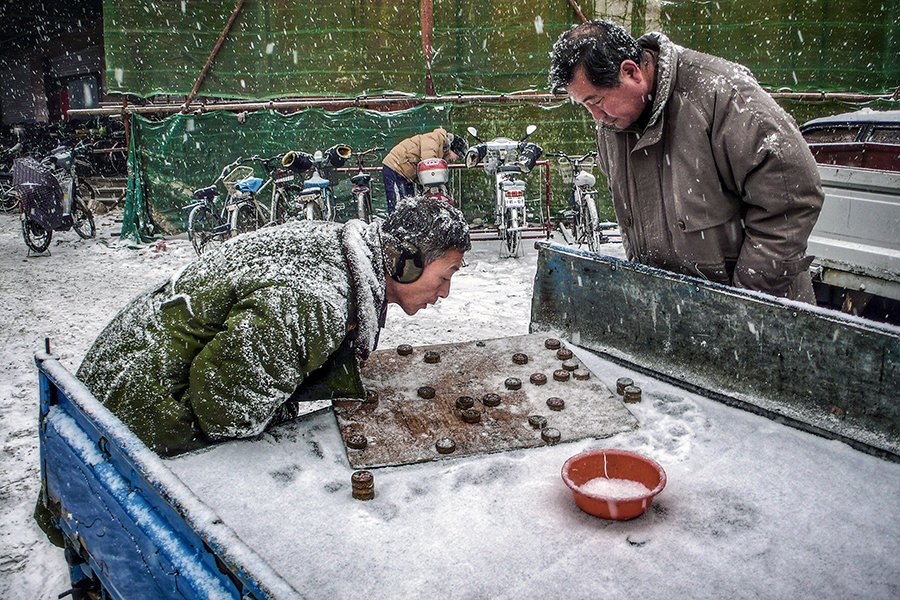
[332,333,639,468]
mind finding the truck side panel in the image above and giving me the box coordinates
[530,244,900,462]
[36,352,302,600]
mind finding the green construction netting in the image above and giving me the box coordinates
[119,101,610,243]
[662,0,900,94]
[104,0,900,100]
[103,0,426,98]
[120,104,450,241]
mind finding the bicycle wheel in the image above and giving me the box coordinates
[502,208,522,258]
[188,204,223,256]
[322,189,335,221]
[0,182,19,212]
[571,192,586,246]
[356,191,373,222]
[303,200,323,221]
[22,217,52,253]
[280,185,306,221]
[233,203,260,235]
[107,141,127,176]
[270,189,288,226]
[583,191,604,252]
[73,180,96,239]
[76,179,96,205]
[72,198,96,239]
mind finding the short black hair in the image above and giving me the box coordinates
[382,196,471,265]
[548,20,643,94]
[448,133,469,157]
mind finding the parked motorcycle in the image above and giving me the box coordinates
[465,125,542,257]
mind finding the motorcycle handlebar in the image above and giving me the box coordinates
[517,142,543,173]
[464,144,486,168]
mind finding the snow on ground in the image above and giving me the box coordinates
[0,208,556,599]
[2,207,898,599]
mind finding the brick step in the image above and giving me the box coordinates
[84,177,126,205]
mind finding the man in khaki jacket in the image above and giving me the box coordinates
[549,20,823,302]
[382,127,468,212]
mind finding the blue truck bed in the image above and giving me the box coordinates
[36,350,301,600]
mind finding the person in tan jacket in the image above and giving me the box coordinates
[382,127,468,213]
[549,20,823,303]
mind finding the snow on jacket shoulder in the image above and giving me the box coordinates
[382,127,451,182]
[595,33,823,301]
[76,219,385,456]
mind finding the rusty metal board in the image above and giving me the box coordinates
[332,334,639,468]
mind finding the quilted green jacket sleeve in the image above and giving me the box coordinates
[187,282,357,441]
[77,220,368,456]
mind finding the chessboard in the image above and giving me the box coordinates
[332,334,640,468]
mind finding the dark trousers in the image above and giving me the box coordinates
[382,166,416,214]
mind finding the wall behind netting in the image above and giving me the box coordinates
[113,0,899,242]
[104,0,899,99]
[661,0,900,94]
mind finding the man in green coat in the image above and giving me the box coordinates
[76,196,471,456]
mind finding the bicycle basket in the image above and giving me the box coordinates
[223,165,255,194]
[13,158,70,231]
[556,157,574,185]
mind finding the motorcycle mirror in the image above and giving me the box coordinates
[466,126,483,143]
[521,124,537,141]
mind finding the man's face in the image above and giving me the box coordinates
[565,63,650,129]
[386,250,465,315]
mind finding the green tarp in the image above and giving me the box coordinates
[121,104,449,240]
[120,101,605,243]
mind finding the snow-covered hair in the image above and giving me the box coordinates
[549,20,643,94]
[382,196,471,266]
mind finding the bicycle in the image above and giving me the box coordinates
[1,136,23,211]
[545,150,607,253]
[281,144,351,221]
[348,146,385,223]
[185,154,308,256]
[465,124,543,258]
[14,147,96,253]
[226,154,304,233]
[184,158,249,256]
[253,154,308,224]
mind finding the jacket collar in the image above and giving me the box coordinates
[607,32,678,150]
[637,32,677,132]
[341,220,387,361]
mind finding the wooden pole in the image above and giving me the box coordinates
[421,0,436,97]
[183,0,246,112]
[566,0,588,24]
